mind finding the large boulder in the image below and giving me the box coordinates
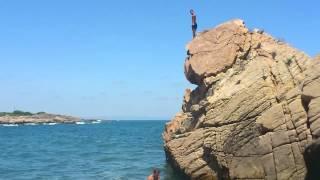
[185,19,248,85]
[164,19,320,179]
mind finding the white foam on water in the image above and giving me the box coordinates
[43,123,58,126]
[91,120,102,124]
[76,122,86,125]
[2,124,19,127]
[25,123,37,126]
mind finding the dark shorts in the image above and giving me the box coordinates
[192,23,198,30]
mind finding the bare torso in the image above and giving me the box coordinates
[147,174,160,180]
[192,14,197,25]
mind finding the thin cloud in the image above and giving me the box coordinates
[111,80,127,87]
[142,90,153,95]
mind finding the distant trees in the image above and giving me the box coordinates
[12,110,33,116]
[0,110,44,117]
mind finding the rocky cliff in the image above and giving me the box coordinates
[163,19,320,180]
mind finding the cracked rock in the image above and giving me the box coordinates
[163,19,320,180]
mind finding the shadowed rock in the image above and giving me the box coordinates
[304,139,320,180]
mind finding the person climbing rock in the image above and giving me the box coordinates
[147,169,160,180]
[190,9,197,38]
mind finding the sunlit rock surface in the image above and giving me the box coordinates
[164,19,320,180]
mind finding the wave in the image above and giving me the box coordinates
[25,123,37,126]
[91,120,102,124]
[2,124,19,127]
[42,123,58,126]
[76,122,86,125]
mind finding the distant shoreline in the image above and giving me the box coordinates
[0,111,80,124]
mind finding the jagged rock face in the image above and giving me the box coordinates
[164,19,320,180]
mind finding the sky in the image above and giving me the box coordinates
[0,0,319,120]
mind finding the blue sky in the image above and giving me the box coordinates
[0,0,319,119]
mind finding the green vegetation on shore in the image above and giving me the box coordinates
[0,110,45,117]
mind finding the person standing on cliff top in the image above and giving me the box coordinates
[190,9,197,38]
[147,169,160,180]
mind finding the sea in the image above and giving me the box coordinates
[0,120,184,180]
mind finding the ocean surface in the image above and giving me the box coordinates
[0,120,184,180]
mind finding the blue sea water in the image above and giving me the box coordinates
[0,121,183,180]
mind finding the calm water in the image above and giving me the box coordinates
[0,121,183,180]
